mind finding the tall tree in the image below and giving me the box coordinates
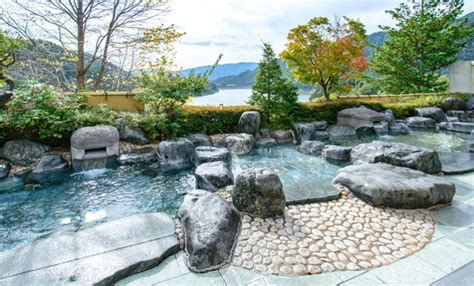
[248,42,297,125]
[371,0,474,93]
[0,30,22,92]
[280,17,368,100]
[0,0,170,91]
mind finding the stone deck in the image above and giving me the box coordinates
[119,172,474,285]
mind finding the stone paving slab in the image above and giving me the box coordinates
[439,152,474,174]
[0,213,179,286]
[432,261,474,286]
[285,180,341,205]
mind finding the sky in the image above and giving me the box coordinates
[164,0,474,69]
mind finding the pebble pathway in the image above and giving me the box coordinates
[177,187,435,276]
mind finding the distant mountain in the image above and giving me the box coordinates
[181,62,258,81]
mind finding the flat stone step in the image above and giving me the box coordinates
[0,213,178,285]
[285,180,341,205]
[440,152,474,174]
[431,260,474,286]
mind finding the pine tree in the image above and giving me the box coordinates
[248,42,298,126]
[371,0,474,93]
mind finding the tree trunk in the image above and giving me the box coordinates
[76,0,86,91]
[321,84,330,100]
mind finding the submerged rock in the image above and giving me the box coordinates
[297,140,325,156]
[270,130,294,144]
[327,125,357,140]
[0,176,24,193]
[233,168,286,218]
[179,190,240,272]
[351,141,442,174]
[195,161,234,192]
[0,140,50,166]
[157,138,196,173]
[238,111,261,136]
[322,145,352,164]
[195,146,231,166]
[333,163,455,209]
[414,107,447,123]
[28,154,69,184]
[0,159,10,179]
[118,149,157,165]
[187,133,212,147]
[404,117,436,130]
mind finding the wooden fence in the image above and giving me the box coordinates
[65,91,459,113]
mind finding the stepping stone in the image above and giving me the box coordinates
[333,163,455,209]
[439,152,474,174]
[285,180,341,205]
[432,261,474,286]
[0,213,178,285]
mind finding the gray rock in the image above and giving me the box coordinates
[447,116,460,122]
[187,133,212,147]
[195,146,231,166]
[195,161,234,192]
[233,168,286,218]
[467,95,474,110]
[322,145,352,164]
[313,130,329,140]
[470,130,474,152]
[70,125,120,171]
[28,154,69,184]
[256,137,277,148]
[270,130,294,144]
[120,125,150,145]
[439,122,474,134]
[404,116,437,129]
[297,140,325,156]
[333,163,455,209]
[118,149,157,165]
[0,140,50,166]
[0,213,178,285]
[157,138,196,174]
[211,133,255,155]
[328,125,357,140]
[441,97,466,111]
[238,111,261,135]
[0,160,10,179]
[355,126,376,137]
[446,110,474,122]
[292,121,328,144]
[439,152,474,174]
[414,107,447,123]
[389,122,410,135]
[373,121,389,136]
[0,176,23,193]
[337,106,385,129]
[260,128,270,137]
[384,109,396,126]
[351,141,442,174]
[179,190,240,272]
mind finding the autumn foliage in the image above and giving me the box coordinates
[280,17,368,100]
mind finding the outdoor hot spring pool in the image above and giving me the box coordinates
[0,130,470,252]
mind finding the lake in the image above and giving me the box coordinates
[189,88,311,106]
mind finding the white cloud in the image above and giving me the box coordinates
[164,0,474,68]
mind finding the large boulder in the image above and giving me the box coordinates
[292,121,327,144]
[414,107,447,123]
[333,163,455,209]
[270,130,294,144]
[211,133,255,155]
[327,125,357,140]
[195,161,234,192]
[337,106,386,129]
[404,116,436,130]
[0,140,50,166]
[187,133,212,147]
[195,146,231,167]
[178,190,240,272]
[233,168,286,218]
[322,145,352,164]
[441,97,466,111]
[297,140,325,156]
[389,122,410,135]
[27,154,69,184]
[238,111,260,136]
[0,160,10,179]
[439,122,474,134]
[351,141,442,174]
[120,125,150,145]
[157,138,196,173]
